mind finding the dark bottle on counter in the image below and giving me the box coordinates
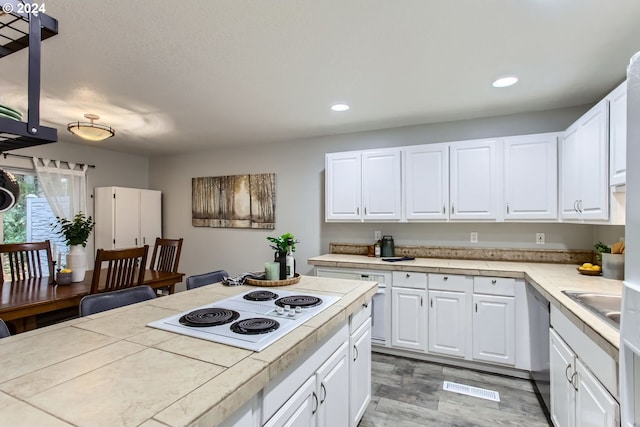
[286,241,295,279]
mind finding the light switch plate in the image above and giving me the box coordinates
[470,232,478,243]
[536,233,545,244]
[374,231,381,241]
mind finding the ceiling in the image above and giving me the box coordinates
[1,0,640,156]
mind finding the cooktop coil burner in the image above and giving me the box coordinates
[243,290,279,301]
[179,308,240,327]
[275,295,322,308]
[230,318,280,335]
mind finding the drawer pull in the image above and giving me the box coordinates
[491,279,497,285]
[443,276,448,281]
[406,273,410,278]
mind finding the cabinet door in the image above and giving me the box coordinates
[403,143,449,220]
[391,288,427,351]
[139,190,161,246]
[264,375,317,427]
[113,187,141,248]
[325,152,362,221]
[503,134,558,220]
[608,81,627,187]
[472,294,515,365]
[350,319,372,427]
[550,328,576,427]
[577,99,609,220]
[362,149,401,221]
[450,139,501,220]
[317,342,349,427]
[575,358,620,427]
[560,124,581,220]
[428,290,467,358]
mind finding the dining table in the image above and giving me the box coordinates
[0,270,184,333]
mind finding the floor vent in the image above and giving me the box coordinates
[442,381,500,402]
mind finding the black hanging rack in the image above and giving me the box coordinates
[1,152,96,169]
[0,1,58,151]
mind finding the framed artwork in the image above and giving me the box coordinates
[192,173,275,229]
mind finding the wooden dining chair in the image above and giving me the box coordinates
[90,245,149,294]
[149,237,183,294]
[0,240,55,283]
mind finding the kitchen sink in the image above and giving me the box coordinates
[561,291,621,330]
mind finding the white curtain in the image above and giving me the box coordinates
[32,157,88,220]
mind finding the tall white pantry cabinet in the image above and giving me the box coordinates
[94,186,162,251]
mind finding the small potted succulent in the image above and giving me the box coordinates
[267,233,299,279]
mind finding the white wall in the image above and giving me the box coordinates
[149,104,618,287]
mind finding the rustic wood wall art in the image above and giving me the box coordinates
[192,173,275,229]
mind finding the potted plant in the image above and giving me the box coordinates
[53,212,95,282]
[267,233,299,279]
[594,241,611,265]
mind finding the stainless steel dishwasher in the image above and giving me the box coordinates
[528,284,550,417]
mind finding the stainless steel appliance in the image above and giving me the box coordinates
[528,284,550,417]
[621,50,640,426]
[148,288,339,351]
[315,268,390,345]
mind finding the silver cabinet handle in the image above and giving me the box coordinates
[451,204,455,214]
[578,200,583,213]
[573,200,579,213]
[135,238,138,246]
[357,207,360,215]
[364,207,367,215]
[570,372,578,391]
[442,204,446,214]
[491,279,497,285]
[353,345,358,362]
[430,298,433,308]
[312,391,318,414]
[320,383,327,404]
[443,276,448,281]
[565,364,573,383]
[406,273,410,278]
[506,203,510,214]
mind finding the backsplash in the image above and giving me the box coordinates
[329,243,595,264]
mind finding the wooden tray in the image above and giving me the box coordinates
[245,273,301,287]
[577,267,602,276]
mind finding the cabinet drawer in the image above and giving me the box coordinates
[473,277,515,296]
[428,274,472,292]
[392,271,427,289]
[350,300,372,333]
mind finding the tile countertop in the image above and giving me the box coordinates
[0,276,377,427]
[308,254,623,360]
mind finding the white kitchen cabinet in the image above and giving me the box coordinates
[550,328,619,427]
[428,290,467,358]
[503,133,558,220]
[472,293,515,365]
[449,138,502,220]
[264,375,317,427]
[560,99,609,221]
[391,287,427,351]
[325,149,401,222]
[608,80,627,187]
[403,143,449,220]
[325,151,362,221]
[317,342,350,427]
[349,318,372,427]
[94,186,162,251]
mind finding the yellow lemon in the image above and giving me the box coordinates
[582,263,593,269]
[592,265,601,272]
[61,268,72,273]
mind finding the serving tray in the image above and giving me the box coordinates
[245,273,301,287]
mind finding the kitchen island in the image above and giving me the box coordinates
[0,276,377,427]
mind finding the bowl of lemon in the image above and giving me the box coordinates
[577,263,602,276]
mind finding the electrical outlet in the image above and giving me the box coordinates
[374,231,381,241]
[536,233,545,245]
[470,232,478,243]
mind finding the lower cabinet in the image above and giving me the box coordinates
[350,318,372,427]
[472,293,515,365]
[428,289,467,358]
[550,328,619,427]
[391,287,427,351]
[264,376,317,427]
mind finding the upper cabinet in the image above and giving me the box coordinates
[503,133,558,220]
[325,149,401,222]
[403,143,449,220]
[450,139,502,220]
[560,99,609,221]
[608,81,627,187]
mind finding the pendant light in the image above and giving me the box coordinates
[0,169,20,212]
[67,114,115,141]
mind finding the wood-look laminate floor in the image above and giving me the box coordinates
[359,352,551,427]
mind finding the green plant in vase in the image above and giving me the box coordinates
[594,241,611,265]
[52,212,95,247]
[267,233,299,280]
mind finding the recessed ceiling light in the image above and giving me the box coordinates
[492,76,518,88]
[331,103,350,112]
